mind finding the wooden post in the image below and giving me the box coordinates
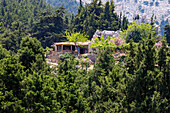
[55,45,57,51]
[71,45,72,51]
[78,46,79,54]
[62,45,63,53]
[56,46,58,52]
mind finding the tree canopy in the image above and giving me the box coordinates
[164,24,170,45]
[65,31,88,43]
[70,0,128,39]
[0,1,169,112]
[122,22,155,43]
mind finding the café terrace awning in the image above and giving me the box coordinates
[53,42,90,46]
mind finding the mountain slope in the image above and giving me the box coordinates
[78,0,170,35]
[46,0,79,14]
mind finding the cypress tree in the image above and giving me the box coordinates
[94,47,115,78]
[157,38,170,109]
[164,24,170,45]
[18,37,45,70]
[126,39,136,75]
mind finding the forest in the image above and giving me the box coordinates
[0,0,170,112]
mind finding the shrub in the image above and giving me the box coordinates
[60,53,74,60]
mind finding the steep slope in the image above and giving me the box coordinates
[46,0,79,14]
[78,0,170,35]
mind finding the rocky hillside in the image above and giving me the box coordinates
[78,0,170,35]
[45,0,79,14]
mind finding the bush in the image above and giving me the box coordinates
[122,22,155,43]
[60,53,74,60]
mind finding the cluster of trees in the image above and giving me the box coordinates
[0,1,170,112]
[0,0,169,52]
[0,0,73,51]
[30,6,69,48]
[0,26,169,112]
[71,0,128,38]
[0,0,129,52]
[122,21,156,43]
[0,0,55,52]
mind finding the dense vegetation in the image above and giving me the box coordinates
[0,0,128,52]
[164,24,170,45]
[0,33,169,112]
[71,0,128,38]
[0,0,170,112]
[0,0,56,52]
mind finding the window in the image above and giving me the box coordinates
[63,45,71,50]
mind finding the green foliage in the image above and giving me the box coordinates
[0,21,26,52]
[18,36,45,70]
[44,47,53,55]
[122,22,155,43]
[94,47,115,77]
[60,53,74,60]
[57,57,89,112]
[71,0,125,39]
[65,31,88,54]
[0,53,24,112]
[0,1,169,113]
[0,45,9,60]
[0,0,128,52]
[91,35,117,49]
[0,0,54,52]
[31,6,68,48]
[21,72,61,112]
[121,15,128,30]
[0,0,51,28]
[164,24,170,45]
[123,33,169,112]
[0,31,169,112]
[65,31,88,43]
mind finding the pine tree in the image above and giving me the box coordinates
[104,1,110,22]
[157,38,170,112]
[126,40,136,75]
[57,57,89,112]
[124,33,168,112]
[21,72,61,112]
[164,24,170,45]
[18,36,44,70]
[94,47,115,81]
[0,52,24,112]
[0,45,9,60]
[121,15,128,30]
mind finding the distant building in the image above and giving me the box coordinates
[51,41,91,54]
[92,30,122,41]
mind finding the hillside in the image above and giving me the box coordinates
[0,0,57,52]
[77,0,170,35]
[0,0,169,112]
[0,0,54,28]
[45,0,79,14]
